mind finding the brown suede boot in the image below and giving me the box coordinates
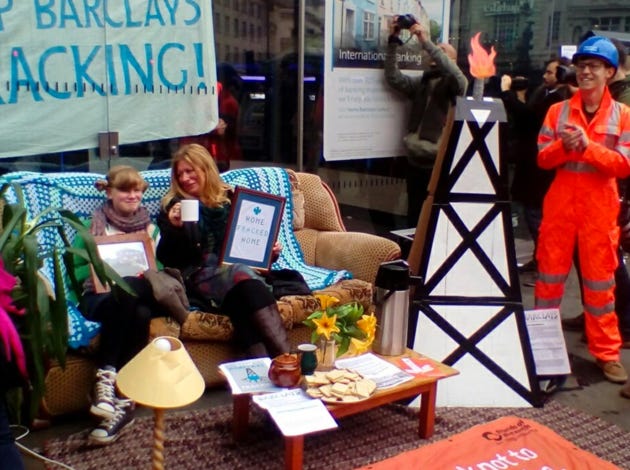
[250,305,290,358]
[621,380,630,399]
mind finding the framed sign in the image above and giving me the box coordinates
[90,232,157,293]
[220,186,286,271]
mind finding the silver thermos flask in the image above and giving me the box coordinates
[372,260,410,356]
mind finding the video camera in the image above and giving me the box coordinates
[556,64,577,87]
[394,14,417,30]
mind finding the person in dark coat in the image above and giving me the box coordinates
[384,18,468,228]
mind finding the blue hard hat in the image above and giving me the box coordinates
[573,36,619,69]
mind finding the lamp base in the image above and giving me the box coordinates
[152,408,165,470]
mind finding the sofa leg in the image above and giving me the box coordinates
[251,305,290,358]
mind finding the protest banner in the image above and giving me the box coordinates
[358,416,619,469]
[0,1,218,157]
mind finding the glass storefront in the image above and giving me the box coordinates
[3,0,630,239]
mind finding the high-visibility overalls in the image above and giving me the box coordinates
[536,89,630,361]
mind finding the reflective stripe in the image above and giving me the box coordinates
[561,161,597,173]
[538,271,569,283]
[583,277,615,291]
[539,125,554,138]
[584,302,615,317]
[619,130,630,144]
[541,101,570,153]
[557,101,570,130]
[607,102,621,134]
[615,144,630,159]
[538,125,554,151]
[535,297,562,309]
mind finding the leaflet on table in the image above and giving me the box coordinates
[218,357,283,394]
[252,388,312,410]
[395,356,449,378]
[335,353,414,389]
[253,389,338,436]
[524,308,571,376]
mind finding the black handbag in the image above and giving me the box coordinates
[265,269,311,299]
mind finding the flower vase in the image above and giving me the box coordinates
[318,338,337,371]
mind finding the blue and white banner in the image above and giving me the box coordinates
[0,1,218,158]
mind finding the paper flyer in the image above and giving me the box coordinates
[219,357,283,394]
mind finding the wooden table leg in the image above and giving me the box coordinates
[232,394,251,442]
[285,435,304,470]
[418,383,437,438]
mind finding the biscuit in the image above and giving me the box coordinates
[304,368,376,403]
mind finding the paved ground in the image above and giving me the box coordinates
[515,237,630,432]
[14,220,630,469]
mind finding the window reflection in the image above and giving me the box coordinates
[5,1,630,238]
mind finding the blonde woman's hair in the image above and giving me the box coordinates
[161,143,231,209]
[95,165,148,192]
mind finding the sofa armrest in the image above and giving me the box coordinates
[310,231,401,284]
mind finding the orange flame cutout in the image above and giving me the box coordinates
[468,32,496,79]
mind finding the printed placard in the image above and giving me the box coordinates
[220,186,285,271]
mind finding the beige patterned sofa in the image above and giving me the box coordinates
[36,167,401,417]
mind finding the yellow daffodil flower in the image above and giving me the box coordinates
[348,337,372,356]
[314,294,340,311]
[312,311,340,340]
[357,313,377,340]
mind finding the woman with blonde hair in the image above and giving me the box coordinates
[157,144,289,358]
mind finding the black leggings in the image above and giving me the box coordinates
[81,277,164,370]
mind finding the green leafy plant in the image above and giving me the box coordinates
[0,182,129,421]
[303,294,376,357]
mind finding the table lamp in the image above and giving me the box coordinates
[117,336,205,470]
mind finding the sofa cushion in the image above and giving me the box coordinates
[286,169,305,231]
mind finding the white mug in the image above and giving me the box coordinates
[180,199,199,222]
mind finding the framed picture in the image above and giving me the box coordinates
[90,232,157,293]
[220,186,286,271]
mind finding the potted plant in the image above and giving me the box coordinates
[0,182,128,423]
[303,294,377,367]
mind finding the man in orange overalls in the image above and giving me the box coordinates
[536,36,630,384]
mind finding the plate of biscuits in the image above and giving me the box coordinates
[303,368,377,404]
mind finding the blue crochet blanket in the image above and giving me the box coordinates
[1,167,350,348]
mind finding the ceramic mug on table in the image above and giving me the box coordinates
[297,343,318,376]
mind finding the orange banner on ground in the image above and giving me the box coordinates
[357,416,620,470]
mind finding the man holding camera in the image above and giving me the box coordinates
[384,15,467,228]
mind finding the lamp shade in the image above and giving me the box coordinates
[117,336,205,409]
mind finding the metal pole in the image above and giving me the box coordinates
[296,0,305,172]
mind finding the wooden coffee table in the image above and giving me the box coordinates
[230,349,458,470]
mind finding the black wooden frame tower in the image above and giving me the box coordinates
[409,96,542,407]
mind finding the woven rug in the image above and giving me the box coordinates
[44,400,630,469]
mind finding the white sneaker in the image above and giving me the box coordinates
[89,398,135,445]
[90,368,117,419]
